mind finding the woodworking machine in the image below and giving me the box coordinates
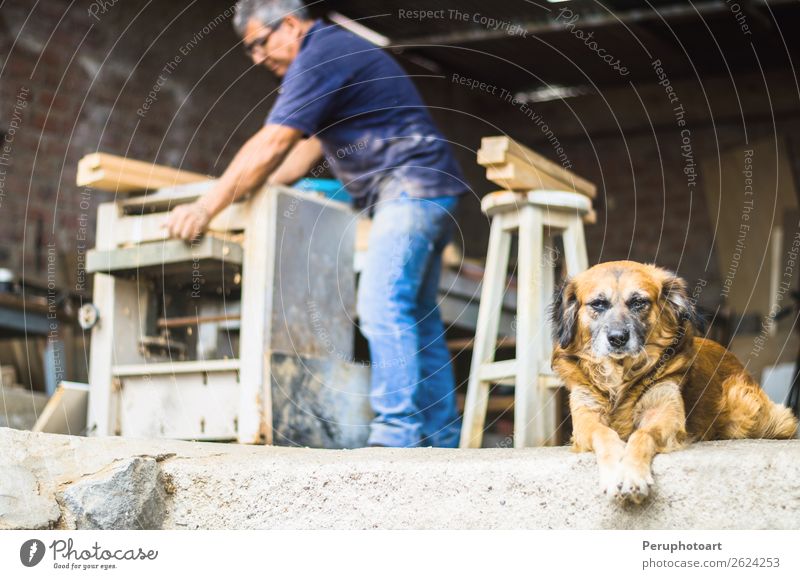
[83,181,372,447]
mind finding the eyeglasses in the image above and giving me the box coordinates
[242,21,282,56]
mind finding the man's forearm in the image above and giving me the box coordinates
[268,136,324,186]
[200,124,302,217]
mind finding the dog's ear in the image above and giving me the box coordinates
[550,278,579,349]
[660,271,705,333]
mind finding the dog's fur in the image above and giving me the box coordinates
[550,260,798,504]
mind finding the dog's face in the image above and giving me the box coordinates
[551,261,700,359]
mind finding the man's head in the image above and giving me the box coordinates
[233,0,313,77]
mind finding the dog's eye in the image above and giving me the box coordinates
[588,299,610,312]
[628,297,650,311]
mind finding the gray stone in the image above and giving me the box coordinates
[0,465,60,530]
[60,457,166,529]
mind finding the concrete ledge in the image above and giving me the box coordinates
[1,427,799,529]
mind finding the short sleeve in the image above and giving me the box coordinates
[266,62,346,136]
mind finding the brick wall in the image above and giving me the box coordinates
[2,0,798,306]
[0,0,275,287]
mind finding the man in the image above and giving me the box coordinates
[166,0,468,447]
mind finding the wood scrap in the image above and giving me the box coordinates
[478,136,596,198]
[32,381,89,435]
[77,152,210,193]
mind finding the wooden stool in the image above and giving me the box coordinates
[460,190,591,448]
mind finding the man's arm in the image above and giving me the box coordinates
[166,123,303,240]
[268,136,323,185]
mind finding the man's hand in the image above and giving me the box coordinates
[164,124,302,242]
[165,201,211,241]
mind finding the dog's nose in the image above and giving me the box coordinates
[607,328,630,348]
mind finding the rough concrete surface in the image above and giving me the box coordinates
[1,427,799,529]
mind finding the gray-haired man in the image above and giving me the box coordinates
[166,0,468,447]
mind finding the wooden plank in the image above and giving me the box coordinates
[238,185,277,444]
[118,371,240,440]
[562,217,589,277]
[156,313,241,329]
[479,136,597,197]
[79,152,210,184]
[485,155,579,193]
[119,181,217,211]
[87,202,122,436]
[77,153,210,193]
[514,204,545,447]
[87,236,243,274]
[482,190,592,214]
[112,359,240,376]
[539,238,558,445]
[355,217,371,252]
[477,359,518,382]
[482,190,595,225]
[113,202,248,245]
[32,381,89,435]
[447,336,516,350]
[458,393,514,414]
[460,212,513,448]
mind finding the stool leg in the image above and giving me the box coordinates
[515,205,545,448]
[540,235,558,445]
[562,217,589,276]
[557,216,589,445]
[460,213,512,448]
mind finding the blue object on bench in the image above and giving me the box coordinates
[293,178,351,203]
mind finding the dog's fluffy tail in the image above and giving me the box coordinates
[721,373,798,439]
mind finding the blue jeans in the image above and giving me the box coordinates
[357,194,462,447]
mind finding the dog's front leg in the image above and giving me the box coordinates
[569,388,627,496]
[614,381,688,504]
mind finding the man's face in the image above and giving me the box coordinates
[243,16,304,77]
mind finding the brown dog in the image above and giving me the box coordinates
[549,260,797,504]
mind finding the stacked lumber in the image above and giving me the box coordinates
[77,152,210,193]
[477,136,596,223]
[477,136,596,197]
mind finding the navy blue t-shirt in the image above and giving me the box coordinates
[267,20,467,208]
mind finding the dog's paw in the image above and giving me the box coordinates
[598,461,622,496]
[603,463,654,505]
